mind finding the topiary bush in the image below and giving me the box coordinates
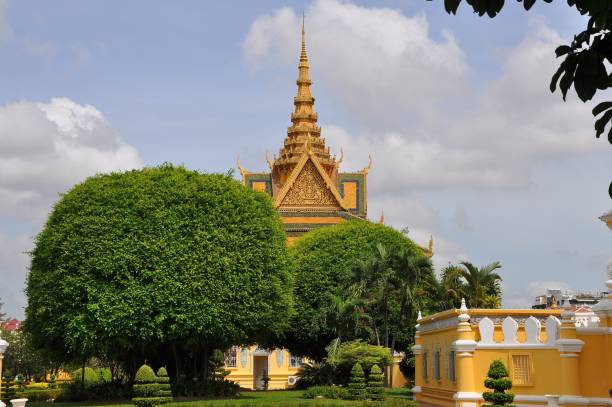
[72,367,98,387]
[155,367,172,402]
[367,364,385,401]
[1,377,16,403]
[483,360,514,407]
[347,363,366,400]
[132,364,168,407]
[95,368,112,384]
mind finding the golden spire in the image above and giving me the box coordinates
[271,14,336,184]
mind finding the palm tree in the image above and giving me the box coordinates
[438,264,465,310]
[458,261,502,308]
[351,243,394,347]
[388,249,434,386]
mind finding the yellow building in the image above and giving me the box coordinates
[412,214,612,407]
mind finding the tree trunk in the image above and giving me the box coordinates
[202,345,210,384]
[171,342,181,385]
[81,360,86,389]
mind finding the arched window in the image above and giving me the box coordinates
[225,346,238,368]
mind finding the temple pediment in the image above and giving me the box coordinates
[275,154,346,210]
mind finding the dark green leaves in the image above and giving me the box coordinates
[25,165,293,364]
[593,102,612,142]
[444,0,462,14]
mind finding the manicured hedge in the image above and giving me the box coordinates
[303,385,349,399]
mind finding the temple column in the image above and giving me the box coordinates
[411,311,423,397]
[556,300,586,406]
[453,299,480,407]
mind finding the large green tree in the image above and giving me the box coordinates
[25,164,293,382]
[286,221,431,359]
[430,0,612,197]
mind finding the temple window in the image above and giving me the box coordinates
[511,354,533,385]
[434,350,441,380]
[449,351,456,382]
[225,346,238,368]
[422,351,428,379]
[289,354,303,368]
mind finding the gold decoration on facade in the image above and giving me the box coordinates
[280,160,339,207]
[271,15,336,189]
[236,155,250,180]
[361,154,372,175]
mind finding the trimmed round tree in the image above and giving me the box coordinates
[72,367,98,387]
[25,165,293,376]
[366,364,384,401]
[287,220,425,358]
[156,367,172,403]
[132,364,163,407]
[347,363,366,400]
[483,360,514,407]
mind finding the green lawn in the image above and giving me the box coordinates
[27,389,415,407]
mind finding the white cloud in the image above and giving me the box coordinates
[0,98,142,317]
[0,98,142,222]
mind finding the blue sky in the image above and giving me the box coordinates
[0,0,610,318]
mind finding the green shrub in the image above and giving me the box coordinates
[95,368,112,383]
[72,367,98,387]
[15,388,63,402]
[367,364,385,400]
[1,378,16,402]
[303,385,349,399]
[132,364,169,406]
[347,363,366,400]
[483,360,514,407]
[55,382,130,402]
[156,367,173,400]
[328,340,392,372]
[295,362,337,389]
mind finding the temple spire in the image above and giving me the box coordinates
[271,14,336,186]
[300,12,308,63]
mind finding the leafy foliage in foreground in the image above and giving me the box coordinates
[25,164,292,381]
[429,0,612,197]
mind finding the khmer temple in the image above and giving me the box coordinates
[238,19,369,245]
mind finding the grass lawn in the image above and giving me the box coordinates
[27,389,415,407]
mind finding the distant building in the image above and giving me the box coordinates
[1,318,21,332]
[532,288,608,310]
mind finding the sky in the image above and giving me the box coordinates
[0,0,610,318]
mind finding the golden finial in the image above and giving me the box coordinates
[236,154,249,179]
[361,154,372,175]
[337,148,344,165]
[265,150,274,171]
[428,235,434,253]
[300,12,307,63]
[378,211,385,225]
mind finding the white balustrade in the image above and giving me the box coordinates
[502,316,519,344]
[478,317,495,344]
[524,316,541,344]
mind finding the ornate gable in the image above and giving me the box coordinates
[280,159,339,208]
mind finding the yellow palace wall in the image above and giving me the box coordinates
[413,302,612,407]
